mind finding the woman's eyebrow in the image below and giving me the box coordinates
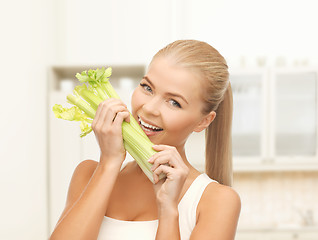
[142,76,155,89]
[142,76,189,104]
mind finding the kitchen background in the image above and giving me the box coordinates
[1,0,317,239]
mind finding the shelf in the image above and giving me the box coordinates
[237,226,318,232]
[191,158,318,174]
[233,161,318,173]
[48,64,145,91]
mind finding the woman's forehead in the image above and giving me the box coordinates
[146,57,204,100]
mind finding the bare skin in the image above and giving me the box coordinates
[49,57,241,240]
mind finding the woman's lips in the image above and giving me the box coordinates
[138,116,163,136]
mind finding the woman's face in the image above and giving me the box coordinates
[131,57,213,150]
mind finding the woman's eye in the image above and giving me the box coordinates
[169,99,182,108]
[140,83,152,93]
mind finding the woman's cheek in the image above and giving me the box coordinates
[131,89,142,114]
[166,112,196,134]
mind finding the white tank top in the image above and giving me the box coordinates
[97,172,217,240]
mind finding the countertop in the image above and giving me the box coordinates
[237,226,318,232]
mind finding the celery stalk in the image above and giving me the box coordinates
[122,122,165,183]
[95,86,108,100]
[103,81,120,99]
[77,87,104,109]
[66,94,96,119]
[53,66,166,182]
[99,79,148,139]
[123,141,155,183]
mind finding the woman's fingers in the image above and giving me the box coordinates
[101,105,128,127]
[150,145,189,206]
[149,146,183,169]
[113,111,130,128]
[149,144,189,184]
[153,164,172,183]
[92,98,129,132]
[150,154,173,171]
[90,98,131,167]
[152,144,173,152]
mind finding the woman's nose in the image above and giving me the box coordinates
[142,96,161,116]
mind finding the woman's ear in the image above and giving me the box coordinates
[193,111,216,132]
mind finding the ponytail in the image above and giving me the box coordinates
[205,82,233,186]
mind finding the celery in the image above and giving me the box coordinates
[53,67,164,183]
[66,94,96,119]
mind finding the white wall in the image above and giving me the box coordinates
[0,0,53,239]
[53,0,175,65]
[53,0,318,67]
[182,0,318,67]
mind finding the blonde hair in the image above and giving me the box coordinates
[151,40,233,186]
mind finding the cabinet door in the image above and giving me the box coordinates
[49,92,82,232]
[230,70,268,164]
[271,69,318,161]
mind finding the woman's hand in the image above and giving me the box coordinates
[91,98,130,169]
[149,145,189,210]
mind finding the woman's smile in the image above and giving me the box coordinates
[138,115,163,136]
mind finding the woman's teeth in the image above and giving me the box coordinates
[138,117,163,132]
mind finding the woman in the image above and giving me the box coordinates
[50,40,241,240]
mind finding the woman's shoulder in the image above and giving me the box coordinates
[66,160,99,203]
[197,179,241,220]
[75,159,99,173]
[55,160,99,224]
[71,160,99,183]
[188,180,241,239]
[191,180,241,238]
[204,181,240,205]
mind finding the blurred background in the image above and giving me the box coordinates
[1,0,318,239]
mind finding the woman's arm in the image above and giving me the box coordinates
[190,184,241,240]
[156,203,181,239]
[149,145,189,240]
[50,99,131,240]
[50,159,120,240]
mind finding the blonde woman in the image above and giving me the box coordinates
[50,40,241,240]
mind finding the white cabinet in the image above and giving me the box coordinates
[271,69,318,162]
[231,70,267,165]
[231,68,318,172]
[236,230,318,240]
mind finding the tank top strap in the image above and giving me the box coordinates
[120,154,134,171]
[178,173,218,239]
